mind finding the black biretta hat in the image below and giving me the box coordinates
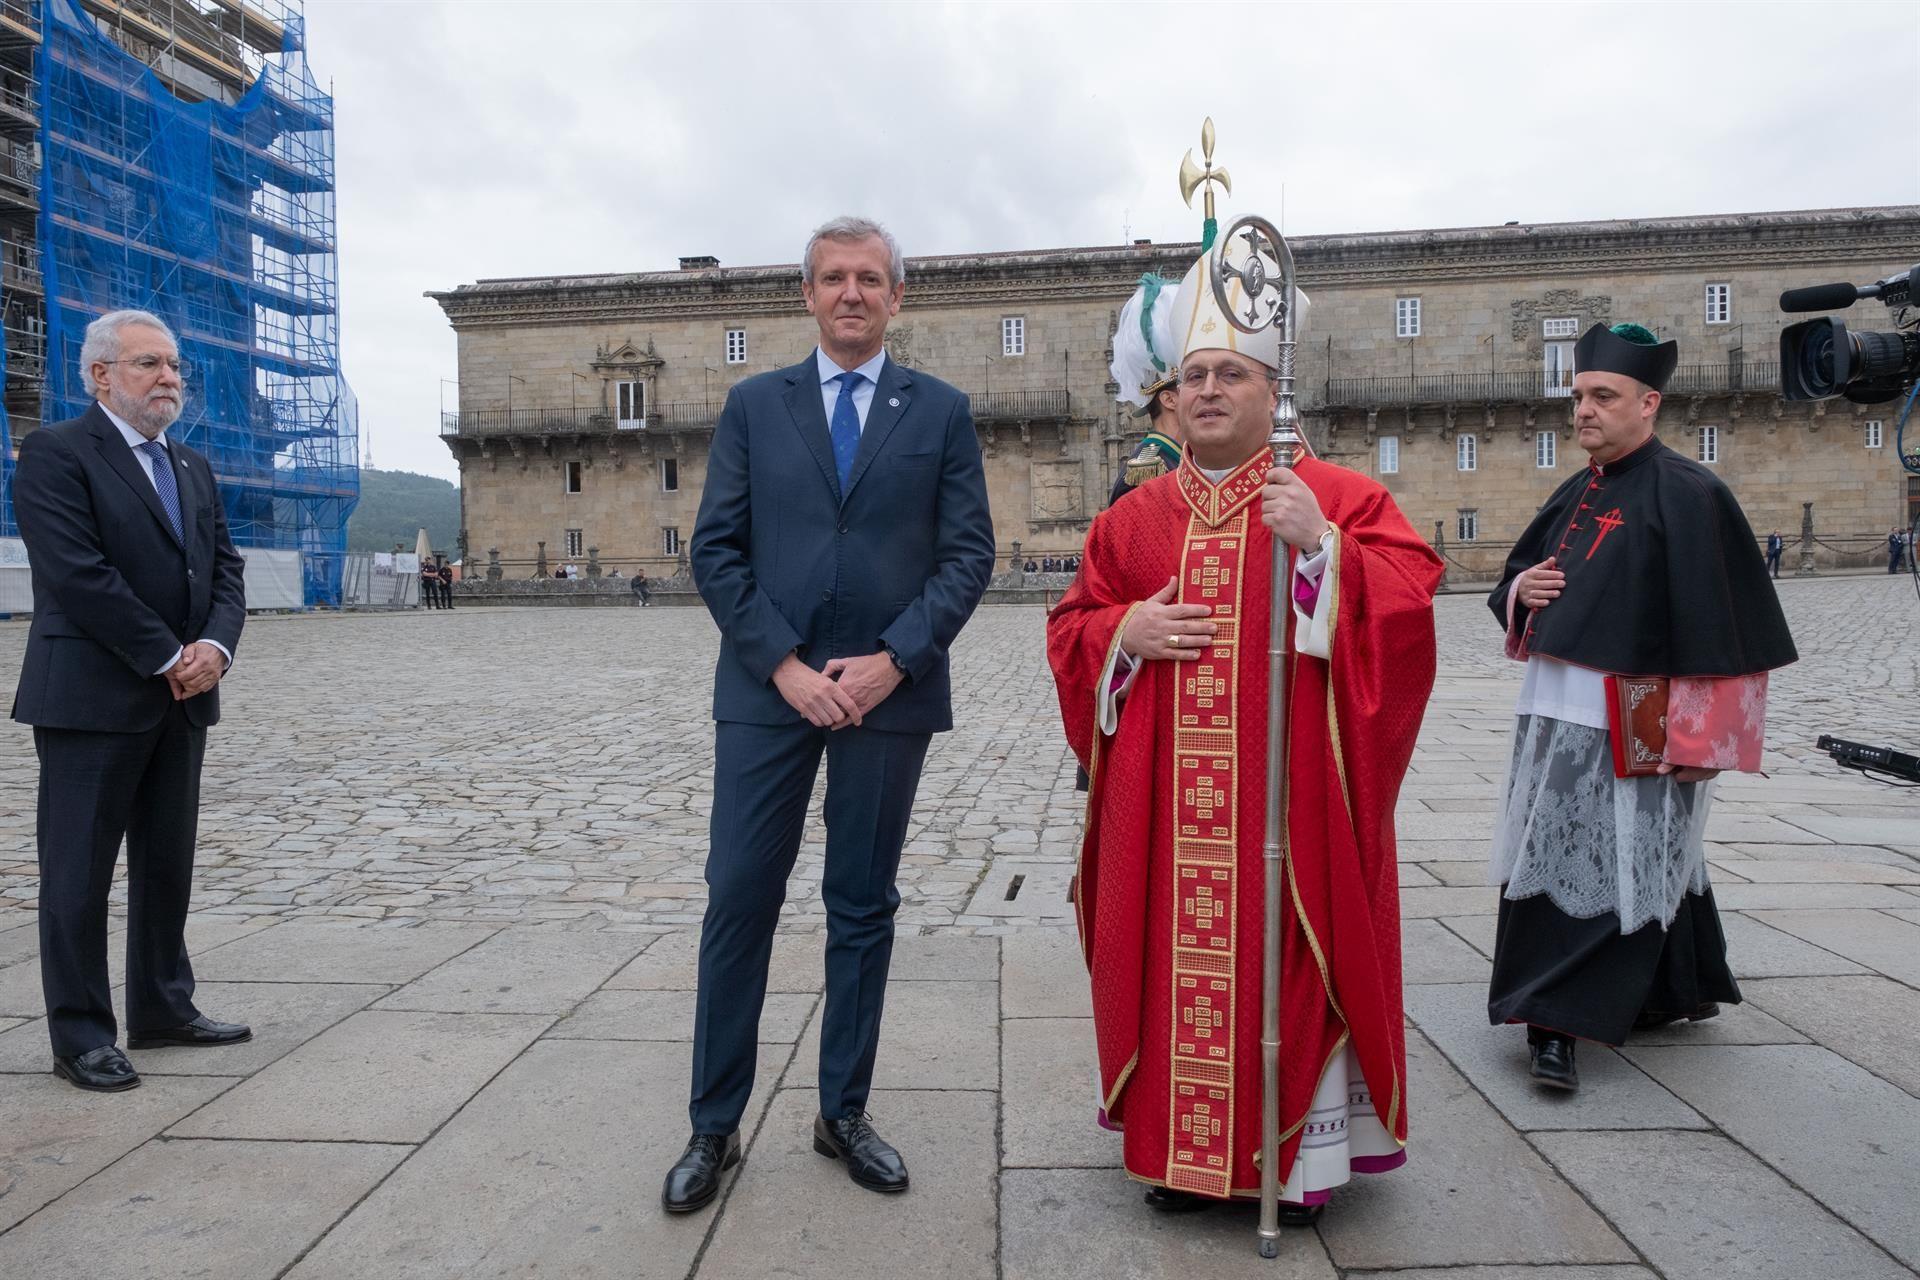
[1573,322,1679,393]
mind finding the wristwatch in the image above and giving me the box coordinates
[882,642,910,677]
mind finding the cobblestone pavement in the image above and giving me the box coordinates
[0,576,1917,1278]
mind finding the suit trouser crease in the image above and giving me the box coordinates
[688,720,930,1134]
[36,703,203,1056]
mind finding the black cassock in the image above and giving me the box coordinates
[1486,436,1797,1043]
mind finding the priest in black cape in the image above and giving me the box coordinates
[1484,322,1797,1091]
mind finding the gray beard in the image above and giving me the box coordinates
[106,386,181,437]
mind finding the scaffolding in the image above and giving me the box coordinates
[0,0,355,604]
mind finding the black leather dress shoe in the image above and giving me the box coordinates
[1278,1202,1325,1228]
[1527,1030,1579,1091]
[128,1015,252,1049]
[53,1045,141,1092]
[813,1112,909,1193]
[661,1132,740,1214]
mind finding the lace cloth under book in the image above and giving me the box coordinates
[1490,713,1714,933]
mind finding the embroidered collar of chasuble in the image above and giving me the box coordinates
[1176,448,1273,528]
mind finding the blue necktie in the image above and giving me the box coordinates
[137,439,184,541]
[830,371,863,494]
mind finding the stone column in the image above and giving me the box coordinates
[586,546,602,579]
[536,540,549,579]
[1009,539,1024,587]
[1433,520,1449,590]
[1796,501,1817,576]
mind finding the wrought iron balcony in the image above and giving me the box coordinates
[1320,362,1782,409]
[962,388,1071,422]
[441,400,724,438]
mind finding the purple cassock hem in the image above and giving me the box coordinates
[1096,1107,1119,1132]
[1293,574,1320,611]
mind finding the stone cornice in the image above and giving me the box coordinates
[429,207,1920,330]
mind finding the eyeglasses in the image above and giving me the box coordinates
[101,355,193,380]
[1179,364,1268,390]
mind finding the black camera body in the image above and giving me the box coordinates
[1779,265,1920,404]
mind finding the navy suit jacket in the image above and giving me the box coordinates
[692,353,995,734]
[10,403,246,732]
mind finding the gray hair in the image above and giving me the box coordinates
[801,216,904,287]
[80,309,177,394]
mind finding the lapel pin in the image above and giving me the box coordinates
[888,397,900,408]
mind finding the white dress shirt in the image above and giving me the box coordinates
[100,403,232,677]
[815,346,888,433]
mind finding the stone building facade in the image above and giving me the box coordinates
[432,207,1920,580]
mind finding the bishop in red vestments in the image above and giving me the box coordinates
[1047,253,1442,1219]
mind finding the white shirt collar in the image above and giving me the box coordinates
[101,401,168,453]
[816,346,888,387]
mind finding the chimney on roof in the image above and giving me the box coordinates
[679,255,720,271]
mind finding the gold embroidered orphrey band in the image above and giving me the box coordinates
[1164,454,1262,1198]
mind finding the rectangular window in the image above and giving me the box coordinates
[1705,283,1731,324]
[660,457,679,492]
[564,528,583,558]
[1457,509,1479,543]
[1456,432,1477,472]
[1866,419,1884,449]
[1002,316,1025,356]
[662,527,681,557]
[1378,435,1400,475]
[1544,340,1575,397]
[1536,431,1557,468]
[1698,424,1719,464]
[1395,297,1421,338]
[616,380,645,428]
[725,328,746,365]
[563,460,582,494]
[1542,317,1578,339]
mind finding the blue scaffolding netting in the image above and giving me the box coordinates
[0,0,356,604]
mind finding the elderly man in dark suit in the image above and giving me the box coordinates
[11,309,249,1092]
[662,217,995,1212]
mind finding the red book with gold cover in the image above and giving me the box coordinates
[1605,675,1669,778]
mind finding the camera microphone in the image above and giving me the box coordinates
[1779,282,1861,313]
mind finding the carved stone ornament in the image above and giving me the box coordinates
[884,322,914,368]
[1510,291,1612,343]
[1029,459,1086,521]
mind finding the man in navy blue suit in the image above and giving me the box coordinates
[663,217,995,1212]
[11,309,250,1092]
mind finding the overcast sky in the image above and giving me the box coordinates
[302,0,1920,484]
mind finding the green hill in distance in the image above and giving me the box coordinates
[347,468,460,556]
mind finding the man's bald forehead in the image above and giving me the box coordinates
[1179,349,1272,377]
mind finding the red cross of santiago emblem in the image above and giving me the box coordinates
[1586,508,1625,560]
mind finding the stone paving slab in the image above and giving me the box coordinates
[1345,1269,1655,1280]
[1776,814,1920,846]
[194,920,500,984]
[999,1168,1338,1279]
[1001,929,1094,1019]
[1401,918,1494,985]
[1404,984,1707,1132]
[1001,1018,1118,1168]
[169,1009,550,1143]
[1625,1044,1920,1269]
[1743,909,1920,986]
[1720,842,1920,865]
[1534,1129,1913,1280]
[697,1087,997,1280]
[787,978,999,1092]
[1717,913,1869,979]
[889,933,1001,980]
[285,1040,785,1280]
[605,930,823,992]
[1398,887,1501,918]
[1618,999,1807,1047]
[1713,883,1920,912]
[1436,914,1497,958]
[1707,858,1920,884]
[1314,1031,1636,1270]
[0,1073,236,1231]
[372,928,646,1014]
[0,1138,410,1280]
[546,988,815,1044]
[1741,976,1920,1096]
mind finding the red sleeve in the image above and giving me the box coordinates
[1665,673,1768,772]
[1045,515,1139,771]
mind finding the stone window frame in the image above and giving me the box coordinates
[1457,508,1479,542]
[616,379,646,426]
[1395,296,1420,338]
[1536,431,1557,469]
[1002,315,1026,357]
[1544,339,1575,397]
[1705,283,1731,325]
[1456,432,1477,472]
[663,527,681,557]
[660,457,679,493]
[725,328,747,365]
[1865,419,1884,449]
[563,460,582,494]
[1378,434,1400,475]
[1542,316,1578,340]
[1698,424,1720,464]
[563,528,584,558]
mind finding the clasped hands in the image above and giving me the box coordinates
[772,651,902,729]
[166,641,225,701]
[1122,468,1330,662]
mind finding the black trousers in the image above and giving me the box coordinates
[36,701,205,1056]
[689,719,931,1134]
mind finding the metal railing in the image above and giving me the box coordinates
[441,400,726,438]
[1322,361,1783,408]
[962,388,1070,421]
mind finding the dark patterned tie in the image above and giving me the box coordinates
[137,439,184,541]
[830,371,864,494]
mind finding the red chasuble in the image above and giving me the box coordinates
[1047,448,1442,1199]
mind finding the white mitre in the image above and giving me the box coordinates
[1173,250,1311,367]
[1108,274,1183,415]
